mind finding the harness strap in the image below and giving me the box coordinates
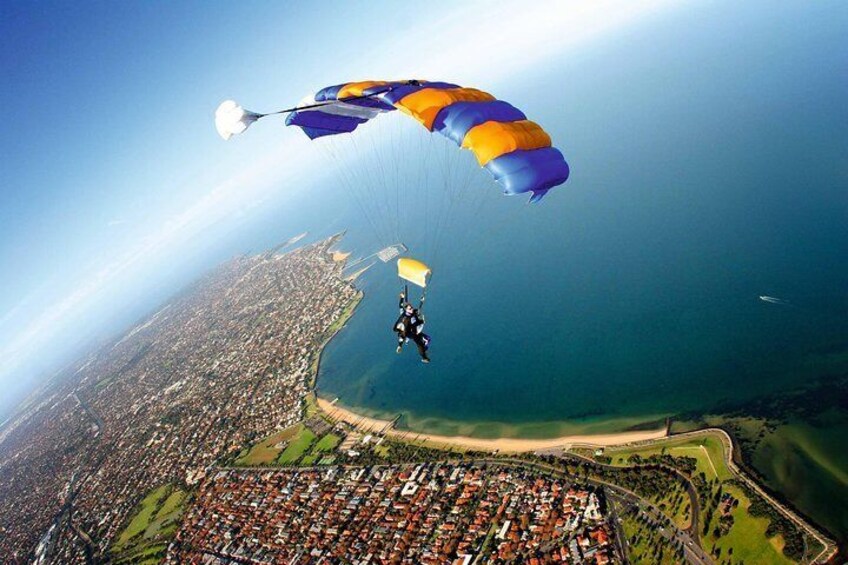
[418,286,427,317]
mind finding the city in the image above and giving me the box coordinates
[0,236,837,564]
[0,236,359,562]
[168,463,617,564]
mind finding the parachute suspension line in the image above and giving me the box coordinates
[417,128,436,257]
[382,117,400,245]
[428,135,466,267]
[325,137,384,249]
[370,119,393,243]
[424,137,449,261]
[422,133,430,255]
[320,136,385,250]
[368,123,396,245]
[429,149,459,265]
[355,132,394,248]
[391,120,401,244]
[467,183,523,255]
[393,118,410,245]
[344,131,392,248]
[343,134,379,243]
[431,139,491,269]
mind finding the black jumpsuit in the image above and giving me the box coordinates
[394,297,429,361]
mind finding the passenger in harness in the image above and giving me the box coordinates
[394,291,430,363]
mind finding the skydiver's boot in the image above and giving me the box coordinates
[396,345,402,354]
[421,355,430,364]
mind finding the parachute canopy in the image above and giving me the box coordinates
[284,80,569,201]
[397,257,431,288]
[215,100,261,140]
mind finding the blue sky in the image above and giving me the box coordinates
[0,0,683,416]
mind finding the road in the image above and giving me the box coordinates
[547,427,837,565]
[539,447,703,543]
[604,487,631,565]
[608,490,712,565]
[478,457,714,565]
[669,429,837,564]
[72,392,104,434]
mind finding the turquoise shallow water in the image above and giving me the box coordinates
[314,4,848,432]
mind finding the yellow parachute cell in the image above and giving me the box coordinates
[397,258,431,288]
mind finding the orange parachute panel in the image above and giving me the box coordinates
[337,80,389,99]
[395,87,495,130]
[462,120,552,166]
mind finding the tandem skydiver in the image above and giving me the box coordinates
[394,292,430,363]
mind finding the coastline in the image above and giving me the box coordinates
[307,290,363,390]
[314,261,839,559]
[315,397,838,562]
[317,397,668,452]
[308,264,838,561]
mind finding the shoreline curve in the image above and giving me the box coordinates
[317,397,668,452]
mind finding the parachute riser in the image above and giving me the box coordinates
[419,283,428,314]
[256,82,419,119]
[400,279,427,316]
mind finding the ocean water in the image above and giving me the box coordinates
[193,3,848,540]
[314,4,848,433]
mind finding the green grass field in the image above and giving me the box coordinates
[704,483,794,565]
[313,433,341,452]
[604,432,799,564]
[327,293,362,334]
[235,423,343,468]
[296,432,342,466]
[653,483,691,530]
[607,433,732,481]
[303,392,320,418]
[113,543,167,565]
[235,425,302,466]
[113,486,168,551]
[112,484,187,562]
[277,425,317,464]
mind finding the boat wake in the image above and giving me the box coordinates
[759,295,790,305]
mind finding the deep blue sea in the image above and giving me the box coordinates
[280,5,848,434]
[136,2,847,442]
[283,5,848,533]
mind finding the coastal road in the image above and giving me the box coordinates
[668,429,837,564]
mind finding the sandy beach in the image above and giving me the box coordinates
[317,398,668,453]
